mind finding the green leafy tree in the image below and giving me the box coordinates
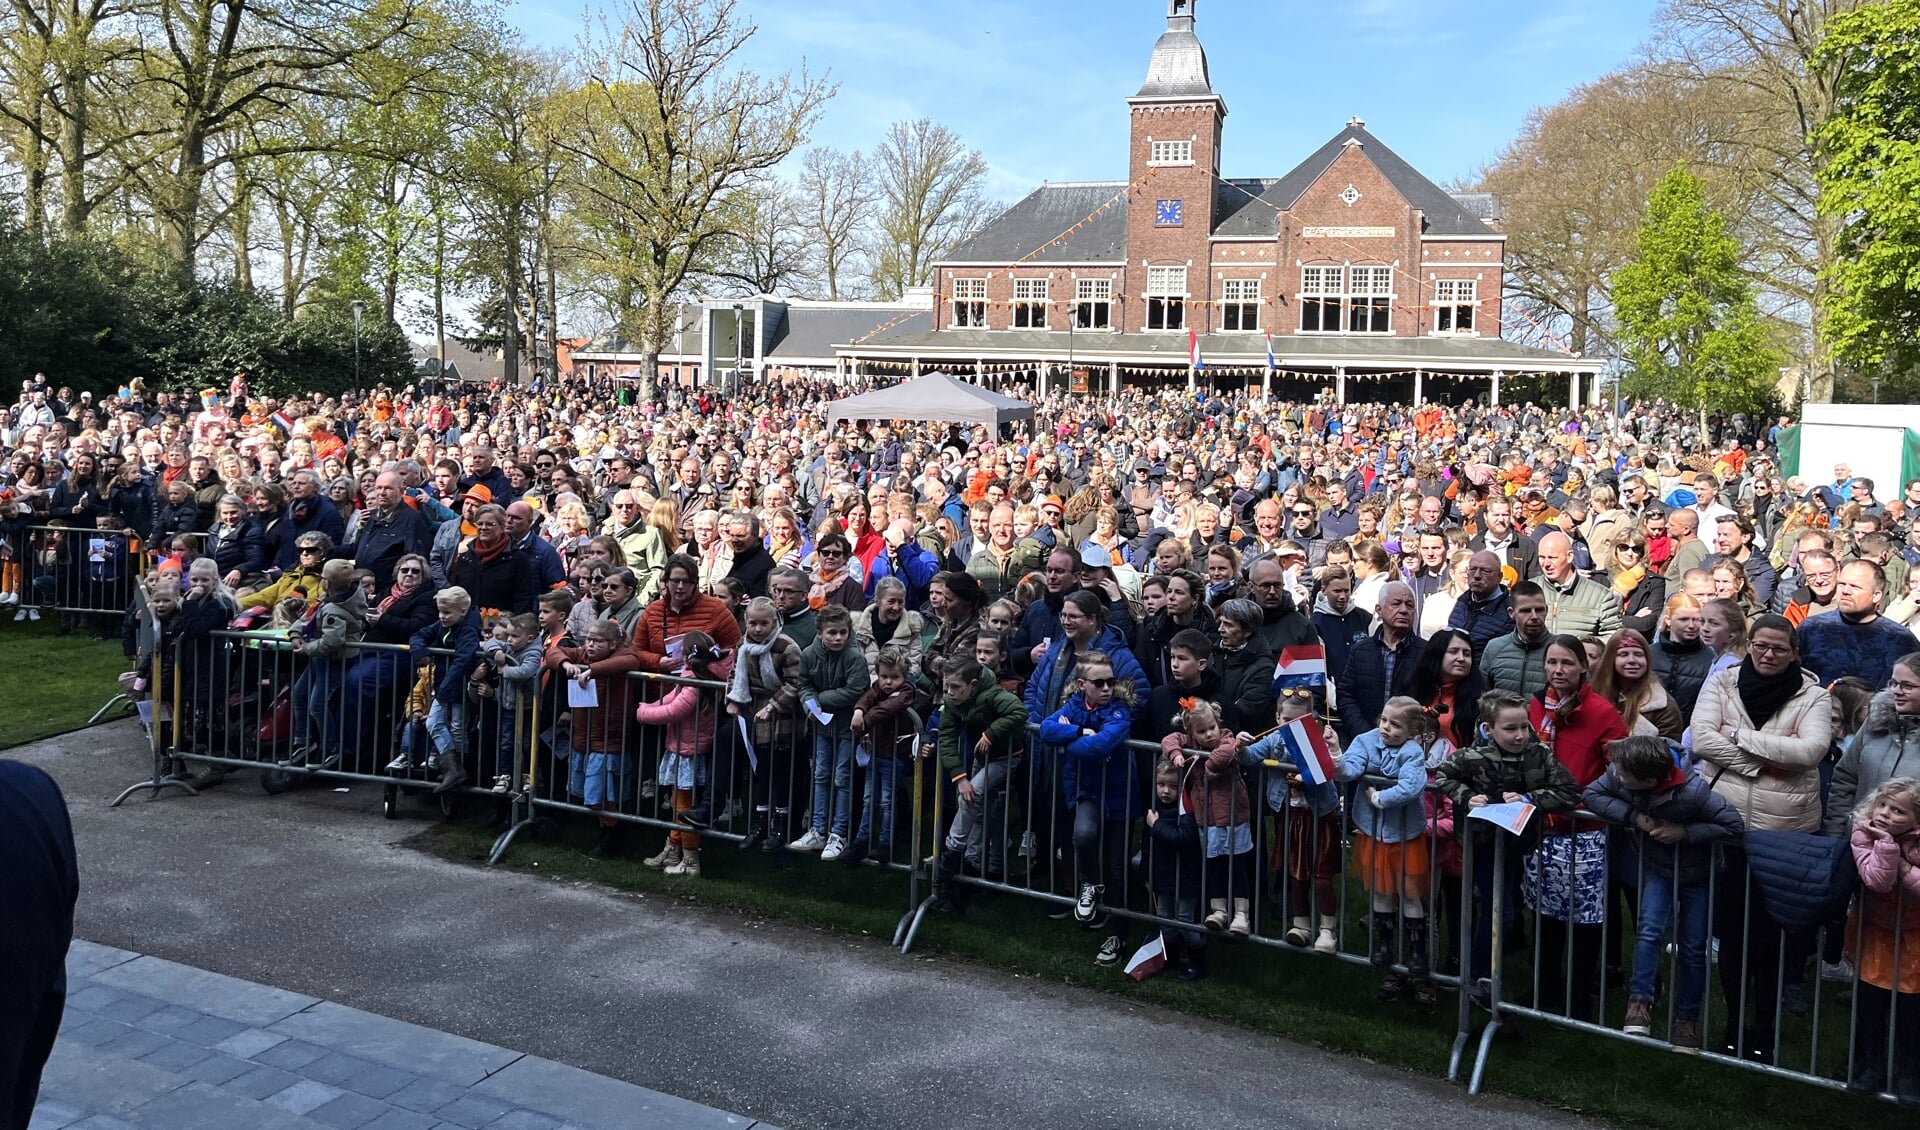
[1613,166,1782,424]
[1814,0,1920,392]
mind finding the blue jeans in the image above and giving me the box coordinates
[291,658,346,757]
[1633,870,1711,1016]
[1154,889,1203,953]
[426,699,466,760]
[855,752,898,846]
[811,729,855,838]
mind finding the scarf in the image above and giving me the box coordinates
[1536,684,1578,746]
[1736,655,1803,728]
[470,531,508,564]
[729,634,777,705]
[1611,563,1645,598]
[809,563,849,611]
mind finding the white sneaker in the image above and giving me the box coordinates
[789,829,827,852]
[11,607,25,622]
[1074,882,1100,923]
[492,775,511,794]
[0,592,14,605]
[1821,958,1856,983]
[386,754,414,772]
[820,834,846,862]
[1018,830,1036,859]
[27,607,39,621]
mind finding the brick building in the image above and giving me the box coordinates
[839,0,1604,406]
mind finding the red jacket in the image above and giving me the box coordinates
[632,594,743,673]
[544,641,644,753]
[1529,684,1628,831]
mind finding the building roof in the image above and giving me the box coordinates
[769,303,932,358]
[837,328,1601,373]
[1135,5,1215,100]
[1211,121,1494,238]
[943,182,1132,264]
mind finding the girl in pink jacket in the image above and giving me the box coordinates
[637,631,731,878]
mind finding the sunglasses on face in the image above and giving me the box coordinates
[396,566,424,575]
[1082,677,1113,689]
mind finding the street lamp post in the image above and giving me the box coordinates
[1067,306,1075,397]
[351,300,364,388]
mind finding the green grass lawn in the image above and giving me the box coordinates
[0,615,133,749]
[416,816,1892,1130]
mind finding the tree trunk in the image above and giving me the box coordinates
[231,187,253,290]
[502,230,521,386]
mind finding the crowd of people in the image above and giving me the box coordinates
[6,368,1920,1099]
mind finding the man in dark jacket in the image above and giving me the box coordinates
[0,761,77,1130]
[1011,547,1133,677]
[286,469,346,553]
[1247,558,1320,657]
[1336,582,1424,744]
[1448,551,1515,662]
[506,501,566,592]
[1311,568,1372,681]
[1469,496,1538,581]
[459,446,515,503]
[721,511,774,599]
[347,472,434,591]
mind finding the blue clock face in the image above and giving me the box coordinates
[1155,199,1183,226]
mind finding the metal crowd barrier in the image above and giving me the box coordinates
[108,642,1915,1110]
[13,523,212,619]
[1456,809,1911,1106]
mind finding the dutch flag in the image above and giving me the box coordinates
[1265,331,1276,376]
[1273,643,1327,690]
[271,410,295,434]
[1188,328,1204,371]
[1277,716,1337,788]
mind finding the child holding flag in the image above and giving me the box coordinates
[1161,701,1256,937]
[1241,689,1343,954]
[1336,696,1437,1004]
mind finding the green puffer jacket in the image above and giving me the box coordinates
[1482,629,1550,697]
[938,667,1029,782]
[1433,740,1581,849]
[798,638,871,735]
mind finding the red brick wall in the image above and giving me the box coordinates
[1416,240,1504,337]
[929,266,1126,331]
[1124,99,1224,333]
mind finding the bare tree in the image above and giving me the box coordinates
[707,178,812,296]
[1478,66,1757,359]
[869,118,990,300]
[1649,0,1864,385]
[796,146,874,300]
[552,0,832,391]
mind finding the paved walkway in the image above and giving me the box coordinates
[14,721,1585,1130]
[32,941,768,1130]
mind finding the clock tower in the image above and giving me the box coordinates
[1124,0,1224,335]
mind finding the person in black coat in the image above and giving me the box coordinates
[341,551,440,756]
[447,505,536,617]
[1336,582,1426,745]
[1649,596,1714,717]
[0,761,78,1130]
[345,473,434,592]
[204,495,265,588]
[1214,599,1276,735]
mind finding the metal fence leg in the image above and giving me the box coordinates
[89,692,134,725]
[1467,834,1508,1095]
[110,645,200,807]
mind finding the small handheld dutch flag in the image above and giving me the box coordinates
[1273,643,1327,691]
[1188,327,1204,372]
[1277,716,1337,788]
[270,410,296,435]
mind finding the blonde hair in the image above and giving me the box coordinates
[1075,650,1136,706]
[435,586,472,611]
[1381,695,1432,738]
[1855,776,1920,829]
[1175,698,1223,736]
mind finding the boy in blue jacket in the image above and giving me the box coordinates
[407,586,480,794]
[1038,650,1138,968]
[1584,735,1743,1052]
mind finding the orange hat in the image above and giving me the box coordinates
[462,484,492,505]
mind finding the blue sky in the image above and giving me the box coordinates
[507,0,1662,201]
